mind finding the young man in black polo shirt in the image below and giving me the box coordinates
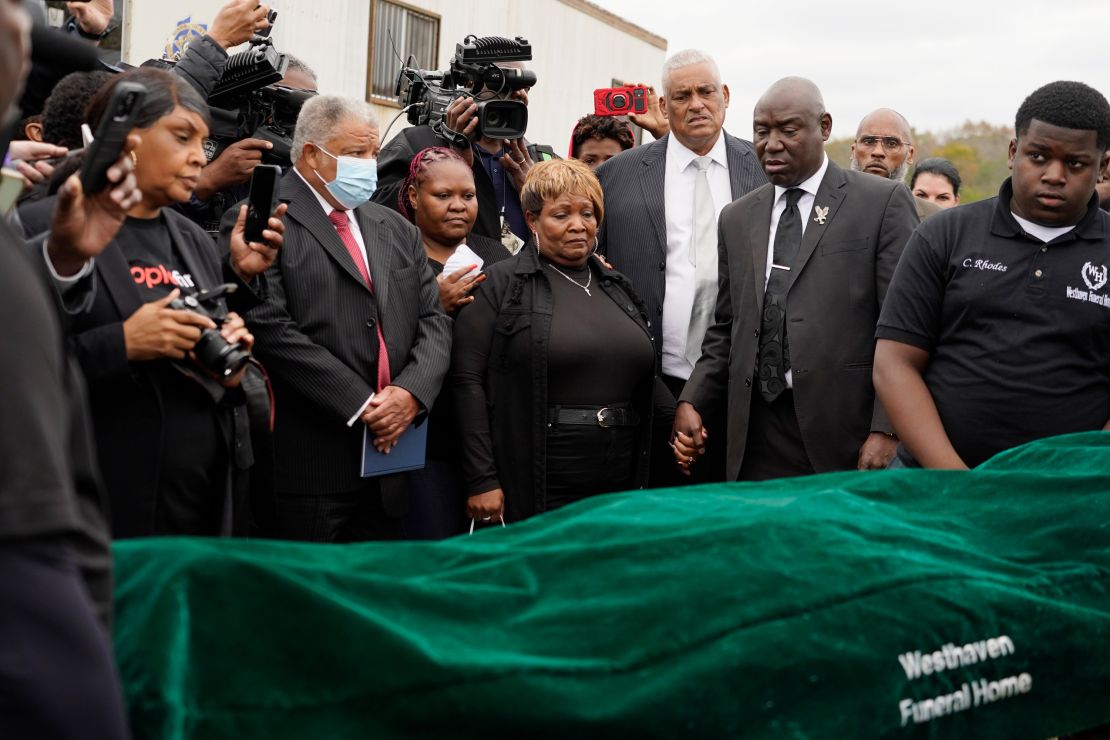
[873,81,1110,468]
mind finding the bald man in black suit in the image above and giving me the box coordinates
[674,78,918,481]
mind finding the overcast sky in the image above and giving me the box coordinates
[592,0,1110,140]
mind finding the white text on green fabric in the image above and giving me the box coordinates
[895,634,1032,726]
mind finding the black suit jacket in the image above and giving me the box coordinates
[681,160,919,478]
[372,126,501,239]
[231,170,451,495]
[596,132,767,351]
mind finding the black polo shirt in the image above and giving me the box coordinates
[876,178,1110,467]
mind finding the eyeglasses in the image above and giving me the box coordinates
[856,135,909,151]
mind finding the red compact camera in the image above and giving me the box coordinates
[593,85,649,116]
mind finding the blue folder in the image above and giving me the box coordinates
[361,421,428,477]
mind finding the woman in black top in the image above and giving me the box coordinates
[69,68,285,537]
[452,158,671,524]
[399,146,509,313]
[398,146,508,538]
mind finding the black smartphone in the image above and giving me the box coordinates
[244,164,281,243]
[79,81,146,194]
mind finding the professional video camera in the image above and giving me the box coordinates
[147,21,316,168]
[396,35,536,143]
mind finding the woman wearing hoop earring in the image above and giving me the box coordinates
[451,158,672,524]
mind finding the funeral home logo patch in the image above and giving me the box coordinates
[1067,262,1110,307]
[1082,261,1108,291]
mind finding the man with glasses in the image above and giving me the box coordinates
[850,108,941,220]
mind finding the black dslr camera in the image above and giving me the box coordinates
[170,284,250,378]
[396,35,535,142]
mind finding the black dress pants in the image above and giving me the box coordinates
[0,541,129,740]
[739,389,816,481]
[266,479,405,543]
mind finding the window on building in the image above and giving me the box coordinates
[368,0,439,103]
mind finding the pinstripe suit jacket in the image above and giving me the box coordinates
[236,170,451,495]
[596,132,767,352]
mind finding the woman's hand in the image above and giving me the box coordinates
[228,202,287,283]
[672,402,707,477]
[215,311,253,387]
[436,264,485,312]
[467,488,505,521]
[123,289,216,361]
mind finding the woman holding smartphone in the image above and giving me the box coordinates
[70,68,286,538]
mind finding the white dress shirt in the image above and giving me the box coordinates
[662,132,732,379]
[764,154,829,388]
[293,168,378,425]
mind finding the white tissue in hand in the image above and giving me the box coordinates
[442,244,484,278]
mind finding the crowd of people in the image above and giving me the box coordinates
[3,0,1110,734]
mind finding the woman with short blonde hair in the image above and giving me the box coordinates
[452,159,671,524]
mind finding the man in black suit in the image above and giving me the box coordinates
[229,95,451,541]
[596,49,766,483]
[674,77,918,481]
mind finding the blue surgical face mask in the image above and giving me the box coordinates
[313,145,378,210]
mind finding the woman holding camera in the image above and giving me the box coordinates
[68,68,285,538]
[452,159,672,524]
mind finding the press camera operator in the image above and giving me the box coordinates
[372,36,548,253]
[7,0,274,232]
[182,54,319,235]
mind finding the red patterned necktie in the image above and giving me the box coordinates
[328,209,391,392]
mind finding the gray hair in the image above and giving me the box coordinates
[291,95,378,163]
[661,49,722,96]
[285,54,318,85]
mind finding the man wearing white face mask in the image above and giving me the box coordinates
[220,95,451,542]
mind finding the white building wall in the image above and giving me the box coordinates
[121,0,667,150]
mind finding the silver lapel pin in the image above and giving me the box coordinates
[814,205,829,225]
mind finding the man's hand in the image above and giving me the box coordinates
[123,289,216,361]
[672,401,707,477]
[228,202,287,282]
[47,133,141,277]
[193,138,272,201]
[442,97,477,165]
[857,432,898,470]
[67,0,113,37]
[362,385,419,453]
[501,137,534,192]
[467,488,505,521]
[208,0,270,50]
[436,264,485,312]
[627,83,670,140]
[8,140,67,188]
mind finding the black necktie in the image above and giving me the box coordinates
[757,188,804,402]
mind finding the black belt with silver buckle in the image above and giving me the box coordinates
[547,404,639,428]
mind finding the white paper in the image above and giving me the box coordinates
[442,244,484,278]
